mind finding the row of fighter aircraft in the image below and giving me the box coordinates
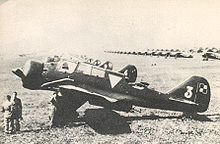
[105,50,193,59]
[12,54,211,127]
[105,48,220,60]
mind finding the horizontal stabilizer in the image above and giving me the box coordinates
[169,97,198,105]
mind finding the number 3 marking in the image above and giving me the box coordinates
[184,86,193,99]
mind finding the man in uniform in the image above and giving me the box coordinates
[11,92,23,132]
[1,95,14,134]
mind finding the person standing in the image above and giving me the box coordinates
[1,95,14,134]
[11,92,23,132]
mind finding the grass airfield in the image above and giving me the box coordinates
[0,52,220,144]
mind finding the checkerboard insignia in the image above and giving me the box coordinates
[199,83,208,94]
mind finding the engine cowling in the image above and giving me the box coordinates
[12,60,44,89]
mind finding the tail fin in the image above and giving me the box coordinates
[168,76,211,112]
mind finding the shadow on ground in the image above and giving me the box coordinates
[72,108,217,135]
[9,109,220,135]
[82,109,131,135]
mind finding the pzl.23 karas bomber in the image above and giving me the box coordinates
[13,55,211,125]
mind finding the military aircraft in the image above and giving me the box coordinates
[202,52,220,61]
[173,52,193,59]
[12,55,211,126]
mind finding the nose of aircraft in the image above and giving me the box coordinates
[12,60,44,89]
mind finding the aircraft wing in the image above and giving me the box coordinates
[41,78,141,102]
[41,78,75,90]
[59,85,118,103]
[41,78,118,103]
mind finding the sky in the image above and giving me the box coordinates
[1,0,220,56]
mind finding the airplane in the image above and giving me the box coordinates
[12,55,211,126]
[202,52,220,61]
[173,52,193,59]
[151,51,162,57]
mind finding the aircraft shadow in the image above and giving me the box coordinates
[80,109,131,135]
[18,110,219,135]
[71,108,215,135]
[125,113,213,122]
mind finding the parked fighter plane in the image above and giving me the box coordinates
[174,52,193,59]
[202,52,220,60]
[12,56,211,126]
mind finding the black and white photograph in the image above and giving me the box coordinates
[0,0,220,143]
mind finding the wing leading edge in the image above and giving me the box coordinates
[59,85,118,103]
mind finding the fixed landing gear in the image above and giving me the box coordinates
[49,92,86,128]
[49,105,79,128]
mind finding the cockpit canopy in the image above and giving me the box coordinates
[46,55,61,62]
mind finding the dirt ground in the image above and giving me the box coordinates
[0,52,220,144]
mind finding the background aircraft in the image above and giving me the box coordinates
[202,52,220,61]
